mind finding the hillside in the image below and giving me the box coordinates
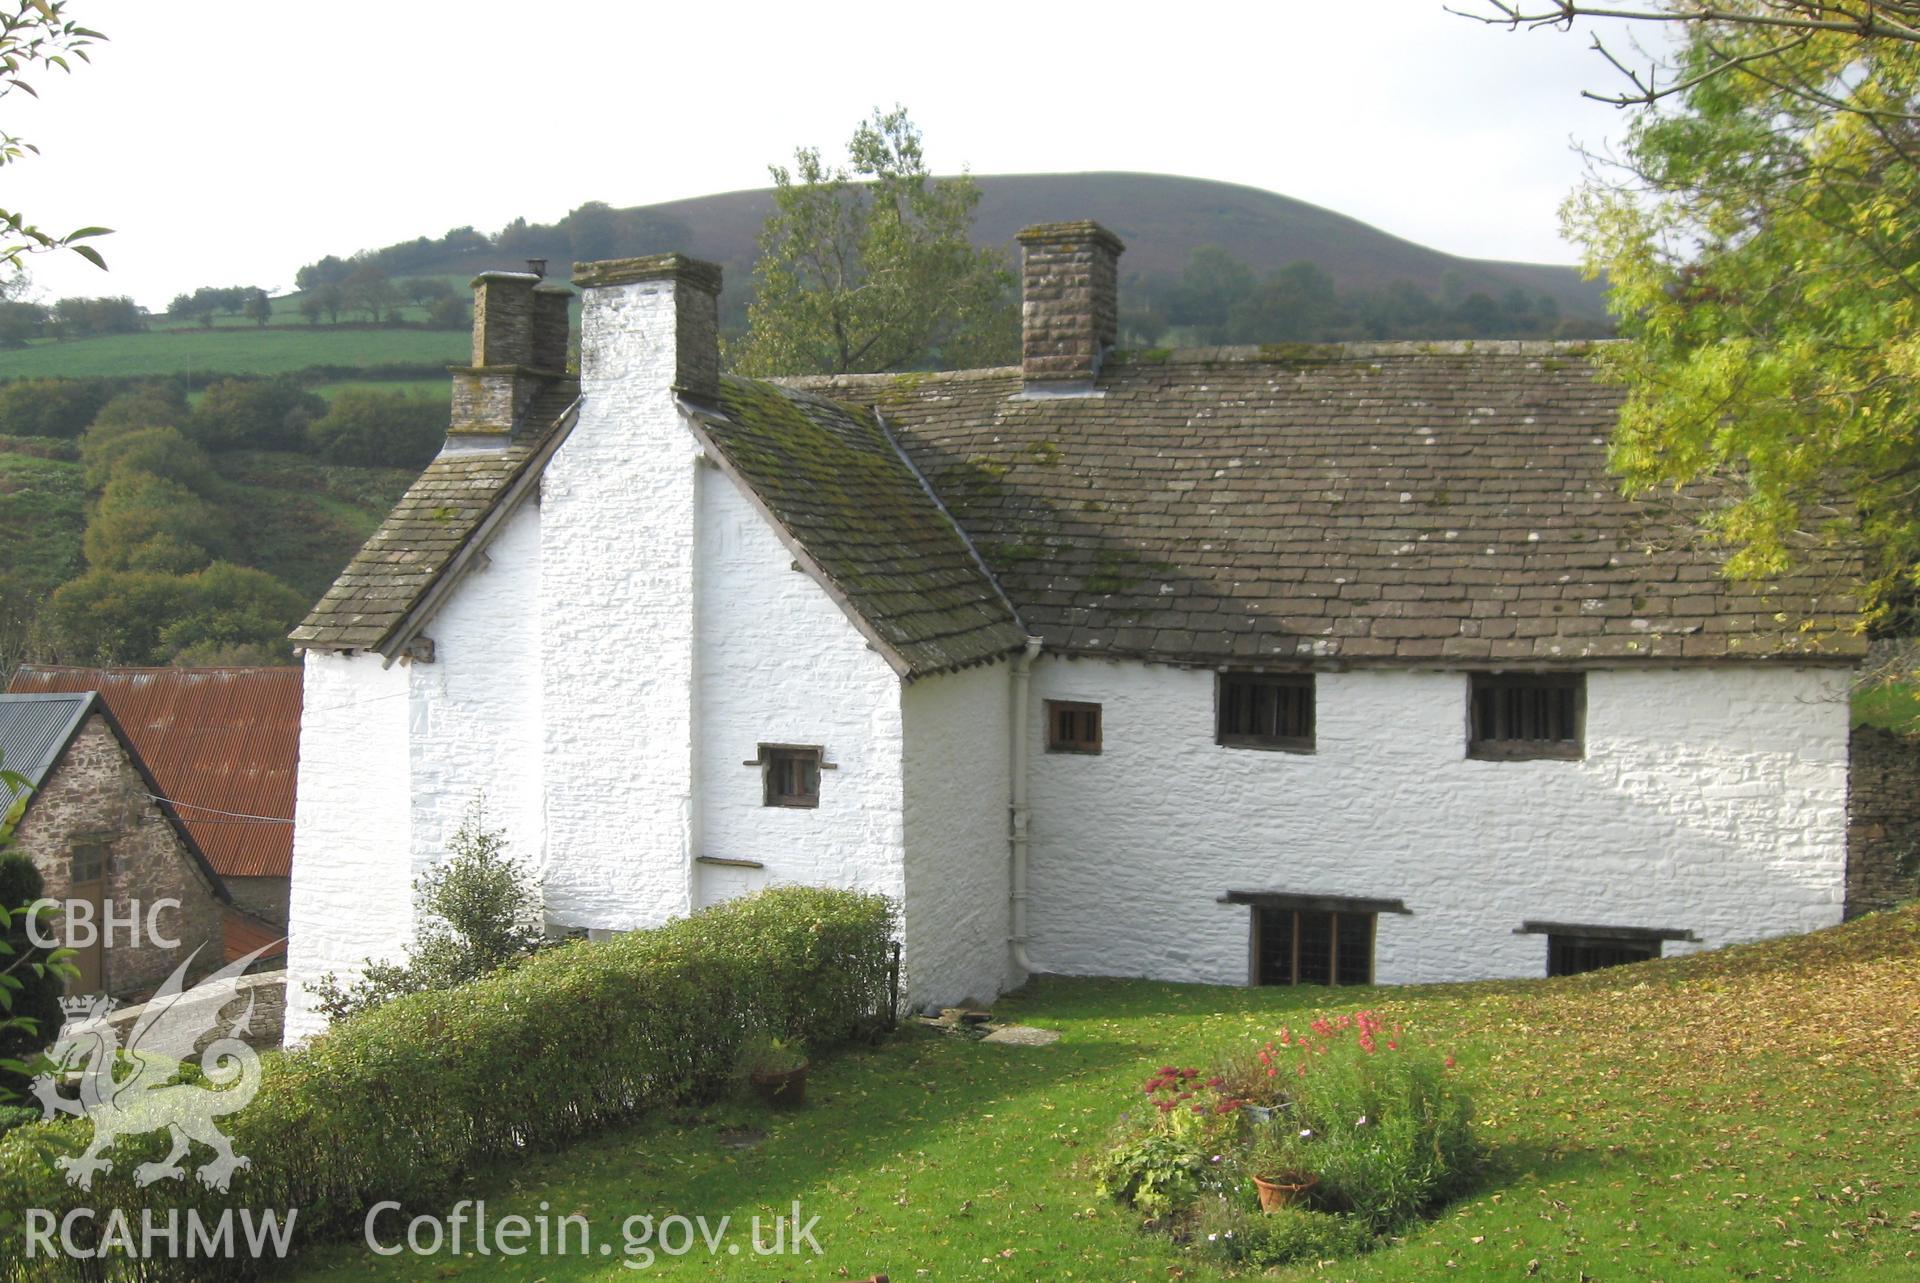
[622,171,1609,319]
[0,441,413,668]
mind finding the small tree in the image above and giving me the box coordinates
[243,288,272,327]
[311,806,545,1023]
[730,106,1016,376]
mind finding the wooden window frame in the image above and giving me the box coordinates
[69,840,109,885]
[1467,672,1585,761]
[1045,700,1103,754]
[1515,920,1693,978]
[1251,907,1376,987]
[754,744,824,809]
[1216,672,1315,753]
[1546,933,1660,976]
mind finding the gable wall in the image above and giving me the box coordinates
[12,713,225,1000]
[283,652,411,1039]
[1023,660,1850,985]
[404,499,546,912]
[692,466,906,913]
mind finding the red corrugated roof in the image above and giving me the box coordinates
[7,665,300,878]
[223,905,289,964]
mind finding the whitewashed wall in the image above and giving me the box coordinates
[404,500,546,911]
[1023,660,1852,986]
[692,465,906,910]
[283,652,412,1041]
[901,661,1014,1009]
[538,276,700,930]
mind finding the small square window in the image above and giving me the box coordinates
[70,843,107,884]
[1046,701,1102,753]
[761,746,821,808]
[1547,934,1658,976]
[1468,673,1584,760]
[1217,673,1314,751]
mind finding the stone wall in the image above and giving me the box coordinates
[76,969,286,1058]
[1846,725,1920,916]
[11,713,227,1001]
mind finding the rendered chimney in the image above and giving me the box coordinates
[1016,220,1124,395]
[447,270,567,447]
[571,253,722,403]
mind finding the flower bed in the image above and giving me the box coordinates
[1092,1008,1478,1269]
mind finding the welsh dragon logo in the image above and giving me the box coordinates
[31,945,275,1191]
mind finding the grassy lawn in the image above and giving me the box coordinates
[0,328,466,378]
[280,905,1920,1282]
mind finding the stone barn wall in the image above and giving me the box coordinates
[11,713,227,1000]
[1847,725,1920,917]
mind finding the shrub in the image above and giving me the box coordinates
[46,562,305,666]
[0,856,66,1101]
[1268,1010,1478,1230]
[81,471,225,572]
[0,886,898,1280]
[0,378,109,439]
[310,806,546,1022]
[185,377,326,452]
[306,388,445,468]
[79,424,213,492]
[1193,1196,1375,1269]
[87,382,189,437]
[1091,1066,1239,1218]
[1095,1010,1478,1266]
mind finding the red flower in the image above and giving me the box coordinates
[1206,1076,1224,1089]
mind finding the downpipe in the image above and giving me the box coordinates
[1009,636,1044,976]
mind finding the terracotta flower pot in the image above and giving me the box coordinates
[750,1063,810,1110]
[1251,1172,1318,1212]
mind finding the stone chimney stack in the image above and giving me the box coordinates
[1016,220,1124,395]
[448,271,572,447]
[571,253,721,403]
[532,284,573,372]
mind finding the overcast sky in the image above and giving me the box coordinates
[5,0,1655,309]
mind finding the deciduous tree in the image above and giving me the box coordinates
[731,107,1016,376]
[1484,3,1920,612]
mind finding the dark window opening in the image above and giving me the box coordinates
[1046,701,1102,753]
[1218,674,1314,751]
[761,746,821,808]
[1255,907,1373,986]
[1548,934,1659,976]
[69,843,107,884]
[1469,673,1584,759]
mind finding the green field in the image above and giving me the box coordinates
[285,904,1920,1282]
[0,327,466,379]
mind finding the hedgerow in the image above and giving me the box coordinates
[0,885,898,1281]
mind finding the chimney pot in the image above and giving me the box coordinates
[1015,220,1124,395]
[527,257,548,279]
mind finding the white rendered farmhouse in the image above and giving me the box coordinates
[284,223,1863,1040]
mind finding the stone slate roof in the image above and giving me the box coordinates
[301,342,1864,672]
[291,380,578,652]
[695,377,1027,675]
[796,343,1864,665]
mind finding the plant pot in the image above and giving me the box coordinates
[1242,1103,1279,1125]
[750,1063,809,1110]
[1251,1172,1318,1213]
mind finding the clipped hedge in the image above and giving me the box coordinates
[0,886,897,1280]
